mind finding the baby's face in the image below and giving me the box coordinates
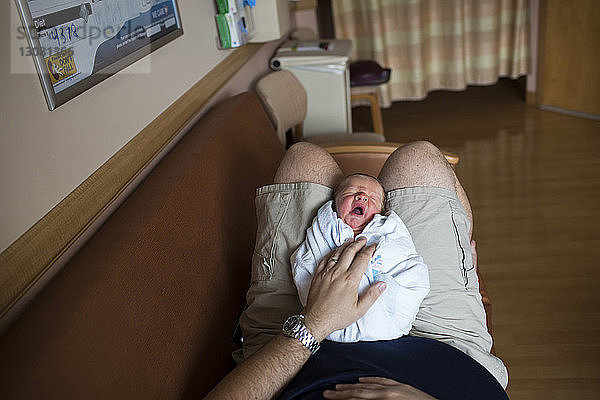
[335,175,384,235]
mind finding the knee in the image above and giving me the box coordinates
[401,140,442,157]
[379,140,453,191]
[286,142,324,159]
[390,140,446,166]
[284,142,338,167]
[275,142,343,186]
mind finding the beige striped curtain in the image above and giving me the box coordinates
[333,0,529,105]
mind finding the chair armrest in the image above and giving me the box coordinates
[322,141,401,154]
[323,142,459,176]
[323,142,398,176]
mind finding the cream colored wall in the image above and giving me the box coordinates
[0,1,258,252]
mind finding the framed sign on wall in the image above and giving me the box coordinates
[14,0,184,110]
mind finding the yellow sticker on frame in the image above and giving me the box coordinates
[45,49,77,85]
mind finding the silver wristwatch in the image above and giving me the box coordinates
[282,314,321,355]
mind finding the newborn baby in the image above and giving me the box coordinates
[291,173,430,342]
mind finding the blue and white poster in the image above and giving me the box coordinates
[15,0,183,110]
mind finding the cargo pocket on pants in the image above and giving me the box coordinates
[449,200,477,290]
[251,191,292,282]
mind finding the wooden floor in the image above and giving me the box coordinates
[353,80,600,399]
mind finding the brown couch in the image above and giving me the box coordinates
[0,92,285,399]
[0,91,494,399]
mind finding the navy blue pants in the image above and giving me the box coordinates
[279,336,508,399]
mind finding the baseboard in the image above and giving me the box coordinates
[540,105,600,121]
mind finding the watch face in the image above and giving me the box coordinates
[283,315,301,333]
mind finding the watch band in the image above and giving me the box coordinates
[282,314,321,355]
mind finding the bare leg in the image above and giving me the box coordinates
[274,142,344,187]
[377,141,473,238]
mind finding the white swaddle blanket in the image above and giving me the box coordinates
[291,200,430,342]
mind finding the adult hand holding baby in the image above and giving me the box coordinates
[302,238,387,342]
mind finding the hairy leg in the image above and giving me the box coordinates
[274,142,344,187]
[377,141,473,238]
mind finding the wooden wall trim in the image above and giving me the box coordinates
[0,43,264,323]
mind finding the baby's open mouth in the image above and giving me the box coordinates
[351,206,364,216]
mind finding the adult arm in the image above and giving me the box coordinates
[204,238,386,400]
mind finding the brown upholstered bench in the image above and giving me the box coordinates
[0,92,285,399]
[0,91,495,398]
